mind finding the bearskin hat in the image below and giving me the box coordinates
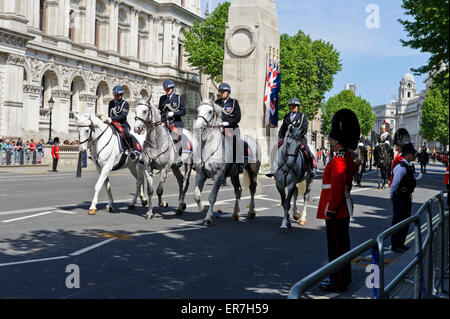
[393,128,410,147]
[329,109,360,150]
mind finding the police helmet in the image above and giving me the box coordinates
[393,128,411,147]
[112,85,125,95]
[163,80,175,90]
[218,83,231,93]
[329,109,360,150]
[289,98,301,106]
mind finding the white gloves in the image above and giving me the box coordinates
[168,112,175,118]
[221,122,229,127]
[105,117,112,124]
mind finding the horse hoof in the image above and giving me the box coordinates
[299,219,307,226]
[293,211,300,221]
[202,220,212,227]
[216,209,223,214]
[160,201,168,208]
[182,202,187,211]
[175,209,183,216]
[145,213,154,220]
[141,200,148,207]
[128,205,136,211]
[88,209,97,215]
[104,207,113,213]
[247,211,256,219]
[279,227,288,233]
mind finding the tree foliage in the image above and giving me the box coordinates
[184,2,231,84]
[398,0,449,85]
[321,90,375,136]
[420,74,449,145]
[279,31,342,121]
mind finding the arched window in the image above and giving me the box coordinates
[69,10,75,41]
[40,77,46,108]
[407,92,411,98]
[70,81,74,112]
[95,0,106,48]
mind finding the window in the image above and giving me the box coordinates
[178,44,183,69]
[39,0,46,32]
[95,19,100,47]
[40,77,45,108]
[70,82,74,112]
[69,10,75,41]
[117,29,121,54]
[407,92,411,98]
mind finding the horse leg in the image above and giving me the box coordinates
[292,186,300,221]
[172,166,186,215]
[377,168,381,189]
[202,173,224,226]
[157,166,170,208]
[103,177,114,213]
[194,172,207,213]
[299,179,312,226]
[246,166,258,219]
[276,181,290,233]
[280,184,296,233]
[128,163,141,210]
[230,174,242,221]
[89,162,113,215]
[144,167,155,220]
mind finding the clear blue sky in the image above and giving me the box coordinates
[200,0,431,107]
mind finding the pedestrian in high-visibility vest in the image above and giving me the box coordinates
[51,137,60,172]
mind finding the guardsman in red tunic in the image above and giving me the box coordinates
[317,109,360,292]
[51,137,60,172]
[389,128,410,187]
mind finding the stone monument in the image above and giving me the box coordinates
[222,0,280,164]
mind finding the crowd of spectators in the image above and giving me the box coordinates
[0,137,80,165]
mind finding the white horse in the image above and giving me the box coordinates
[134,97,196,220]
[193,100,261,226]
[75,113,147,215]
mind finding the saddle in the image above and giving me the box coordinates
[111,122,142,154]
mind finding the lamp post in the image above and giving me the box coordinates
[47,97,55,144]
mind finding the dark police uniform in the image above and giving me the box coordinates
[215,97,242,166]
[390,159,416,251]
[158,93,186,130]
[108,98,133,149]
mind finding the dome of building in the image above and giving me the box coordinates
[402,70,415,83]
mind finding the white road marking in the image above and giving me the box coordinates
[69,238,116,256]
[131,226,205,237]
[1,211,56,223]
[0,206,57,216]
[0,256,69,267]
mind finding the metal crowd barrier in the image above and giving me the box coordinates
[288,191,449,299]
[0,150,42,165]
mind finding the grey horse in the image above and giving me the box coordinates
[193,100,261,226]
[134,97,195,219]
[270,125,314,233]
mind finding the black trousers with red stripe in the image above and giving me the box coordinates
[325,217,352,287]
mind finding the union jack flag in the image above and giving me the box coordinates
[264,59,280,127]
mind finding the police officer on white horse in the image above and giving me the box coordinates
[158,80,186,167]
[215,82,244,175]
[106,85,136,159]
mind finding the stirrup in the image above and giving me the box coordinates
[129,151,137,160]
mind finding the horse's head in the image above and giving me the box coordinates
[194,100,221,131]
[284,125,303,167]
[75,113,95,152]
[134,96,153,135]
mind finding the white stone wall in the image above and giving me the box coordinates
[0,0,203,141]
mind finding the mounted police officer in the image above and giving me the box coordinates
[275,98,317,176]
[317,108,360,292]
[106,85,136,159]
[389,142,417,253]
[215,82,243,175]
[158,80,186,167]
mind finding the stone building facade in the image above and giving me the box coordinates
[372,70,429,147]
[0,0,203,142]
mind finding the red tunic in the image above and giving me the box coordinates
[389,154,403,187]
[51,145,60,159]
[444,164,449,185]
[317,150,355,220]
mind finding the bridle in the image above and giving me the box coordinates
[78,118,112,158]
[135,103,166,131]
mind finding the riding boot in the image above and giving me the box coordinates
[126,135,137,160]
